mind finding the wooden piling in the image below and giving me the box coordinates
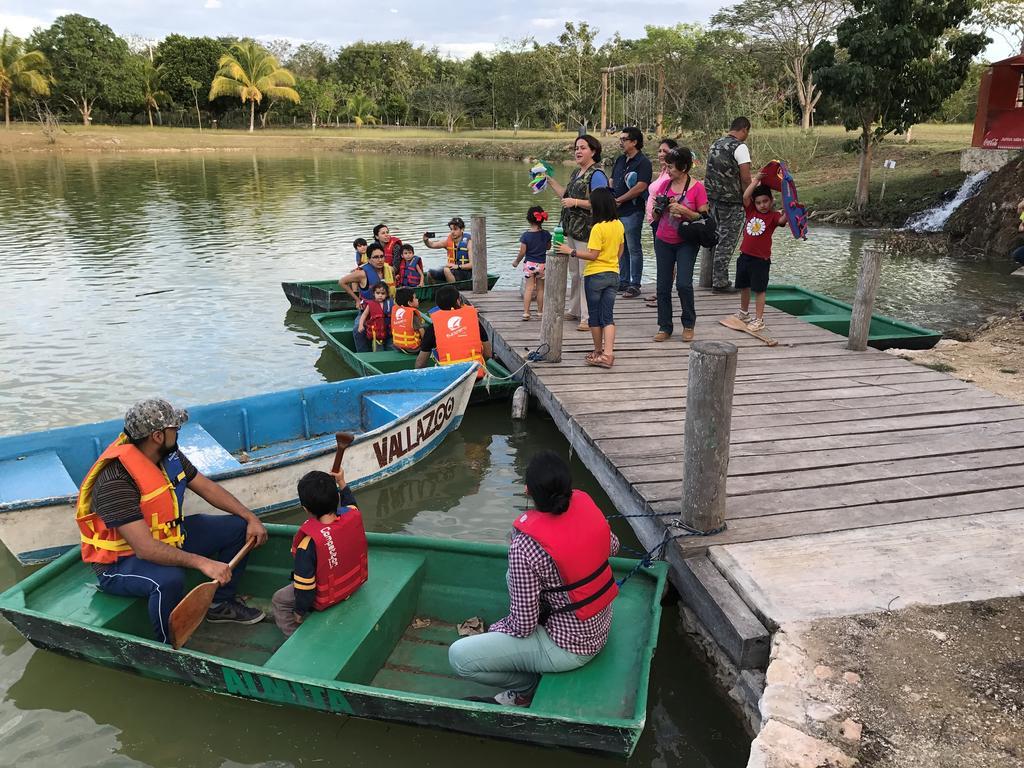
[847,250,883,351]
[681,340,737,532]
[699,247,713,288]
[539,252,570,362]
[471,215,488,294]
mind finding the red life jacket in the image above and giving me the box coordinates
[512,490,618,621]
[291,508,368,611]
[397,256,423,287]
[363,299,388,344]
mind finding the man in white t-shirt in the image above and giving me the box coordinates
[704,117,753,291]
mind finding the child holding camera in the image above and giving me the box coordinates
[512,206,552,320]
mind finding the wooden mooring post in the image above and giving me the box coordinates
[698,246,713,288]
[681,340,737,532]
[847,249,883,351]
[471,215,489,294]
[539,252,570,362]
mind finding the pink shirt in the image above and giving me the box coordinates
[645,170,671,223]
[654,176,708,244]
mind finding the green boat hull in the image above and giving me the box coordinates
[311,309,519,403]
[766,284,942,350]
[0,526,667,756]
[283,274,501,313]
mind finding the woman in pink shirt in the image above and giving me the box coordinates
[650,147,709,343]
[645,138,679,307]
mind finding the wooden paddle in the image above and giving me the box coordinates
[719,315,779,347]
[169,536,256,649]
[333,431,354,472]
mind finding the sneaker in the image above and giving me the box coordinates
[746,318,766,332]
[206,597,266,625]
[577,322,590,332]
[493,689,532,707]
[622,286,641,298]
[733,310,751,322]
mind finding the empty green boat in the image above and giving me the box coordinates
[0,526,667,756]
[283,274,501,313]
[766,284,942,350]
[310,309,519,403]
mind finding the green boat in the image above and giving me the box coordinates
[310,309,520,403]
[0,526,667,756]
[766,284,942,350]
[282,274,501,313]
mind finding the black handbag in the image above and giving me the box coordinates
[678,212,719,248]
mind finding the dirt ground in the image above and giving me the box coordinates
[800,598,1024,768]
[890,308,1024,404]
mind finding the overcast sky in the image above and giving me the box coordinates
[1,2,1016,60]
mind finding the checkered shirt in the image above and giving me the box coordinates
[489,529,620,656]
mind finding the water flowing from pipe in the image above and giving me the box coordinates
[904,170,991,232]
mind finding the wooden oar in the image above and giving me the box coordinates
[333,431,355,472]
[169,536,256,649]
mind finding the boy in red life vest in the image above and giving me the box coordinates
[271,467,368,637]
[396,243,424,287]
[734,173,787,332]
[391,287,425,354]
[357,283,393,351]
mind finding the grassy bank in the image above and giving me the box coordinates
[0,123,974,225]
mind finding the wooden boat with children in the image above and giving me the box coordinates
[765,284,942,350]
[282,274,501,313]
[0,366,477,565]
[0,525,668,756]
[310,309,520,403]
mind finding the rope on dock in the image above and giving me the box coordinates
[616,518,727,587]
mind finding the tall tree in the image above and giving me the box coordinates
[974,0,1024,53]
[30,14,139,125]
[295,77,336,130]
[208,41,300,132]
[543,22,603,130]
[288,42,333,79]
[491,39,543,133]
[0,30,50,128]
[155,35,225,116]
[713,0,848,130]
[139,59,169,127]
[813,0,987,210]
[417,76,477,133]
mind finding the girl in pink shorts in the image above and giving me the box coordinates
[513,206,553,320]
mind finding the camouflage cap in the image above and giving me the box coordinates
[123,399,189,440]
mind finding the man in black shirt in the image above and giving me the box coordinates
[80,398,268,643]
[611,126,653,298]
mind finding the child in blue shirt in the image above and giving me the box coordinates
[512,206,552,320]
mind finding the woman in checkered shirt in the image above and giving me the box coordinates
[449,451,619,707]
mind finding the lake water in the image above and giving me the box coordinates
[0,153,754,767]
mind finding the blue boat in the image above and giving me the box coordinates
[0,365,478,566]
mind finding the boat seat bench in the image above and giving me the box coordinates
[0,450,78,507]
[263,550,426,684]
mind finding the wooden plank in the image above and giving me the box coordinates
[708,509,1024,628]
[635,448,1024,500]
[650,464,1024,517]
[678,488,1024,552]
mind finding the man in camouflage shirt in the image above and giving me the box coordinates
[704,117,753,291]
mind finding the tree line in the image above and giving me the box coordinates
[2,2,1020,137]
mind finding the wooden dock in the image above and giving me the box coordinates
[471,287,1024,668]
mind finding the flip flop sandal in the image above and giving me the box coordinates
[594,354,614,369]
[521,314,531,321]
[585,351,603,364]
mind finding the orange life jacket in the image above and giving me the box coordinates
[391,304,421,353]
[76,436,187,564]
[291,508,369,610]
[433,305,486,379]
[512,490,618,621]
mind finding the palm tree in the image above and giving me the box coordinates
[141,60,169,128]
[208,41,299,132]
[345,92,377,128]
[0,30,51,129]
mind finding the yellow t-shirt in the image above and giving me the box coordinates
[584,220,625,277]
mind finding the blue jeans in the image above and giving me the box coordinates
[449,626,593,694]
[654,237,698,332]
[617,211,645,289]
[584,271,618,327]
[352,328,392,352]
[1013,245,1024,266]
[96,514,250,644]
